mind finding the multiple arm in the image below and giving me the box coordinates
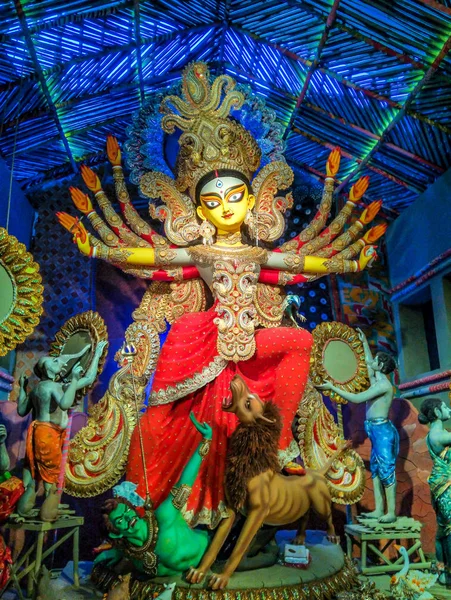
[275,149,386,279]
[56,136,193,282]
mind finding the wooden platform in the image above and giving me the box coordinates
[0,511,83,600]
[345,517,431,576]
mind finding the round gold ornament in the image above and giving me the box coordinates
[310,321,370,403]
[0,227,44,356]
[49,310,109,399]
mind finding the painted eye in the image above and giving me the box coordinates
[205,201,220,209]
[228,191,243,203]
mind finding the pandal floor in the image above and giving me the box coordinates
[3,564,451,599]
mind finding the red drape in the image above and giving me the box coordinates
[127,308,313,527]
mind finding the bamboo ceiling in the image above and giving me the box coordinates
[0,0,450,211]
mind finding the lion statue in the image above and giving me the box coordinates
[187,375,348,590]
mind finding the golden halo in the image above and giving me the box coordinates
[0,227,44,357]
[310,321,369,404]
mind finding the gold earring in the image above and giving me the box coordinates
[245,209,255,227]
[198,220,216,245]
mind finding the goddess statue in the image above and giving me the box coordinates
[58,62,385,529]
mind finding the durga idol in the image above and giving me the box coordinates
[58,62,386,528]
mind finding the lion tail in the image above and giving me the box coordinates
[318,440,351,477]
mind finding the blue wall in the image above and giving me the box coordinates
[0,158,34,245]
[386,168,451,288]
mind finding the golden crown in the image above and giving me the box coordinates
[160,62,262,198]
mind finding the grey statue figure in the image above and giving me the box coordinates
[316,328,398,523]
[17,341,107,520]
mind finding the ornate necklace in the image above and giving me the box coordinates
[123,510,159,576]
[216,231,243,246]
[188,244,268,266]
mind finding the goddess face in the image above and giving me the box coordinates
[196,175,255,234]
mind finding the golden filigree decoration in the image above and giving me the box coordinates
[50,310,108,398]
[93,243,133,265]
[310,321,369,404]
[0,228,44,356]
[322,254,358,274]
[296,379,366,505]
[132,282,170,332]
[187,244,268,267]
[65,366,139,497]
[154,247,178,266]
[249,161,294,242]
[92,557,360,600]
[149,355,227,406]
[282,252,305,273]
[112,166,169,248]
[254,283,285,329]
[161,62,261,197]
[141,171,200,246]
[166,279,206,323]
[212,259,259,363]
[65,318,160,497]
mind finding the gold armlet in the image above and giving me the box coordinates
[324,177,334,190]
[170,483,192,510]
[323,255,358,274]
[199,437,212,458]
[154,247,177,266]
[93,243,133,265]
[283,253,305,273]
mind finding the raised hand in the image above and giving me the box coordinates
[190,412,213,440]
[359,200,382,225]
[106,135,121,166]
[94,340,108,357]
[80,164,101,193]
[326,147,341,178]
[358,245,377,270]
[69,187,93,214]
[70,364,84,382]
[349,176,370,203]
[0,424,7,444]
[356,327,366,343]
[363,223,387,244]
[57,213,92,256]
[19,373,29,390]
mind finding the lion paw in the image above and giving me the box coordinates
[208,573,230,590]
[186,567,206,584]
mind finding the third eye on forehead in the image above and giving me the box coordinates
[200,176,247,198]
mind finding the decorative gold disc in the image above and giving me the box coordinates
[310,321,369,403]
[0,227,44,356]
[50,310,109,398]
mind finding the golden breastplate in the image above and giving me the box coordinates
[188,245,268,362]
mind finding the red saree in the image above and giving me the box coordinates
[126,307,313,527]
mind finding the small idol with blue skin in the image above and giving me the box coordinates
[317,328,397,523]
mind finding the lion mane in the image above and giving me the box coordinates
[225,401,283,511]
